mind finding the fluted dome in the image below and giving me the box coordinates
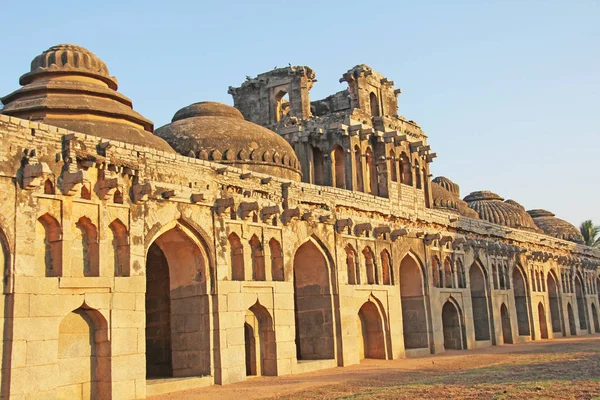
[1,44,174,153]
[431,181,479,219]
[464,191,539,231]
[528,209,584,244]
[432,176,460,198]
[155,102,301,181]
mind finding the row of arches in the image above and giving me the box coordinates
[431,256,466,289]
[310,144,428,196]
[36,213,129,277]
[345,245,393,285]
[228,233,284,281]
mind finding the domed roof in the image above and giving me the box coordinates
[20,44,118,89]
[155,102,301,181]
[1,44,174,153]
[464,191,539,231]
[432,176,460,198]
[431,181,479,219]
[527,209,584,244]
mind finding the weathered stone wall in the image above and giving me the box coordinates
[0,115,599,399]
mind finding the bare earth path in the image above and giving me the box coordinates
[149,336,600,400]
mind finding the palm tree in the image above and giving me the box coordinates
[579,220,600,247]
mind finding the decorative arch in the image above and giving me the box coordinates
[249,235,266,281]
[399,252,429,350]
[399,152,412,186]
[245,302,277,376]
[56,305,111,399]
[357,300,385,359]
[293,237,335,360]
[443,257,453,288]
[74,216,99,277]
[229,232,244,281]
[269,238,284,281]
[380,249,392,285]
[345,244,359,285]
[44,178,55,195]
[442,298,466,350]
[109,219,130,277]
[431,256,441,288]
[500,303,513,344]
[36,213,62,277]
[362,246,377,284]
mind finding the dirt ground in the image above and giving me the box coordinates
[149,336,600,400]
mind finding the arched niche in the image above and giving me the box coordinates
[442,300,465,350]
[331,145,346,189]
[245,302,277,377]
[538,302,549,339]
[56,306,111,399]
[500,303,513,344]
[547,271,562,334]
[357,301,386,359]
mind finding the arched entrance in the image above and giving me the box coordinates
[538,303,549,339]
[442,300,464,350]
[512,266,531,337]
[244,303,276,376]
[56,307,110,400]
[469,262,491,341]
[357,301,385,359]
[574,275,588,331]
[547,272,562,334]
[591,303,600,333]
[567,303,577,335]
[293,239,335,360]
[146,223,211,378]
[500,303,513,344]
[399,254,429,350]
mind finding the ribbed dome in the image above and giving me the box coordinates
[155,102,301,181]
[528,209,584,244]
[20,44,118,89]
[1,44,174,153]
[431,182,479,219]
[464,191,539,231]
[432,176,460,198]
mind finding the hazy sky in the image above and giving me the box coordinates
[1,1,598,227]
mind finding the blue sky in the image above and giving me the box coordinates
[1,1,598,227]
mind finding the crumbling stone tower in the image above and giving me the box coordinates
[230,65,436,215]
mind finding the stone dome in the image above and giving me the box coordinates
[527,209,584,244]
[431,181,479,219]
[464,191,539,231]
[1,44,174,153]
[432,176,460,198]
[155,102,302,181]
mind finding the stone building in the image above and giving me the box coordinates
[0,44,598,399]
